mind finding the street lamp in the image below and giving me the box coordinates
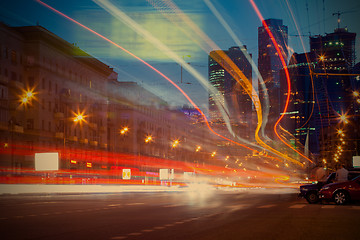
[172,139,179,148]
[145,135,152,143]
[339,114,349,124]
[120,127,129,135]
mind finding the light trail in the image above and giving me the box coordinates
[285,0,315,130]
[249,0,313,164]
[146,0,309,166]
[94,0,240,147]
[144,0,296,165]
[94,0,233,135]
[202,0,303,165]
[0,141,292,185]
[36,0,262,154]
[36,0,304,185]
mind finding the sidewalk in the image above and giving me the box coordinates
[0,184,184,195]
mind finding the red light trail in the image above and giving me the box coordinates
[249,0,313,164]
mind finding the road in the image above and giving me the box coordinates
[1,188,359,240]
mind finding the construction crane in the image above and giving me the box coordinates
[332,10,357,29]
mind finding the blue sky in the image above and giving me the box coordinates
[1,0,360,109]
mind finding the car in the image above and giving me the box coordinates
[299,173,336,204]
[299,171,360,204]
[319,175,360,205]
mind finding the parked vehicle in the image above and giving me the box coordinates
[299,171,360,204]
[319,175,360,205]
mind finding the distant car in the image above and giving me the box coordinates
[299,171,360,204]
[319,175,360,205]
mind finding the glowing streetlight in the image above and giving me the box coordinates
[353,91,359,97]
[339,114,349,124]
[171,139,179,148]
[120,127,129,134]
[195,146,201,152]
[145,136,152,143]
[73,113,84,122]
[19,89,35,106]
[72,110,87,125]
[319,55,325,61]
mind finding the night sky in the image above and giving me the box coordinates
[1,0,359,109]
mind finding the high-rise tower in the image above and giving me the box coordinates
[208,46,253,139]
[258,19,288,138]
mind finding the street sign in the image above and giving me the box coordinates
[122,169,131,180]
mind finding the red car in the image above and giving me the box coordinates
[319,175,360,205]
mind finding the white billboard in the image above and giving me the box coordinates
[35,152,59,171]
[159,169,175,180]
[353,156,360,168]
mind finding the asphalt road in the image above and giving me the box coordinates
[1,188,359,240]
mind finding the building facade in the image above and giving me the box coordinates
[0,23,214,174]
[280,27,357,168]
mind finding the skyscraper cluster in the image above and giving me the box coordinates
[208,18,358,168]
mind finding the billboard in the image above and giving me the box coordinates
[35,152,59,171]
[353,156,360,168]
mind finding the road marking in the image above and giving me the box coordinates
[108,204,122,207]
[226,204,247,212]
[14,216,24,218]
[126,203,144,206]
[54,212,62,214]
[127,232,142,236]
[164,224,174,227]
[24,201,63,205]
[142,229,154,232]
[110,236,127,239]
[289,204,306,209]
[41,213,49,216]
[163,204,182,208]
[257,204,276,208]
[0,217,8,220]
[175,221,184,224]
[352,206,360,210]
[154,226,165,230]
[27,214,37,217]
[321,205,335,209]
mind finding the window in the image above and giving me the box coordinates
[27,119,34,130]
[49,81,52,93]
[48,101,51,112]
[11,50,17,64]
[48,121,51,132]
[28,77,34,87]
[42,78,45,89]
[11,72,16,81]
